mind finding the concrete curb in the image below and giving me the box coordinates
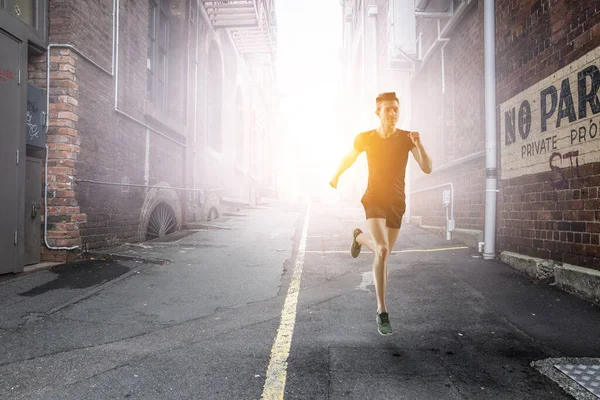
[184,223,231,230]
[84,251,169,265]
[500,251,555,280]
[412,219,483,249]
[500,251,600,305]
[555,264,600,305]
[452,228,484,248]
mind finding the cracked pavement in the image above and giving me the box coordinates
[1,201,600,399]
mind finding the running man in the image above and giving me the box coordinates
[329,92,432,335]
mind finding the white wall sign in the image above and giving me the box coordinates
[500,47,600,179]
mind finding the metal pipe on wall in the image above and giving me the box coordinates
[410,182,455,240]
[483,0,498,259]
[419,0,471,66]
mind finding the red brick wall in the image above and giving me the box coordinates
[38,0,191,253]
[496,0,600,270]
[76,0,188,249]
[410,1,486,230]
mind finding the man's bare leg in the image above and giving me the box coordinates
[387,226,401,253]
[366,218,390,314]
[355,230,376,253]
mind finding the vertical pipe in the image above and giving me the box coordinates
[441,41,447,165]
[361,0,367,125]
[114,0,120,109]
[483,0,497,259]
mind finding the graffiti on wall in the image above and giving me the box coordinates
[0,68,14,82]
[549,150,580,189]
[26,100,40,140]
[500,47,600,179]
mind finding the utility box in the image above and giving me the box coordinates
[442,190,451,206]
[26,83,47,149]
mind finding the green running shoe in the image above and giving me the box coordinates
[376,312,393,336]
[351,228,362,258]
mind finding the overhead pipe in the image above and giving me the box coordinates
[483,0,497,259]
[419,0,472,66]
[415,0,454,18]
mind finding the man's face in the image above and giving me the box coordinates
[376,100,400,126]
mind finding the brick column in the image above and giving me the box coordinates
[42,48,87,262]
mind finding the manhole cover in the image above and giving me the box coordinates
[555,364,600,398]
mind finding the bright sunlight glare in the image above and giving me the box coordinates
[276,0,360,203]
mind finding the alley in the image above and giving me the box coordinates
[1,201,599,399]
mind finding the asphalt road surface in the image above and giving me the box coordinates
[1,200,599,399]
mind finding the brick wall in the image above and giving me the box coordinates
[77,0,188,248]
[409,1,486,231]
[38,0,190,255]
[496,0,600,270]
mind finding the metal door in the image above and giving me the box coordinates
[0,27,23,274]
[24,157,41,265]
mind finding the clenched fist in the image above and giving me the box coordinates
[408,131,421,146]
[329,177,339,189]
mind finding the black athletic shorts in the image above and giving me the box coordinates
[361,196,406,229]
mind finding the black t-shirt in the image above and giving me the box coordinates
[353,129,415,204]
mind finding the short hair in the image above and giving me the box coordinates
[376,92,399,106]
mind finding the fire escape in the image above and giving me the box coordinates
[201,0,277,62]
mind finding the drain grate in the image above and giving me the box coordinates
[555,364,600,398]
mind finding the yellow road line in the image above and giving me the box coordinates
[304,246,469,254]
[261,202,311,400]
[396,246,469,253]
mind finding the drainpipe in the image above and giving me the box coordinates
[361,0,366,124]
[439,26,449,164]
[419,0,472,66]
[483,0,497,259]
[367,5,377,93]
[192,3,201,218]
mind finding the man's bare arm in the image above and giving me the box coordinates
[408,131,432,174]
[329,148,361,188]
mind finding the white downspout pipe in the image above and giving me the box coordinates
[483,0,498,259]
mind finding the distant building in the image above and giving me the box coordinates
[0,0,279,272]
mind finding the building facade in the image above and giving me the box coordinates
[339,0,415,202]
[342,0,600,301]
[0,0,279,273]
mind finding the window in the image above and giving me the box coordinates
[0,0,47,48]
[207,42,223,152]
[147,0,170,112]
[235,88,244,166]
[4,0,35,26]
